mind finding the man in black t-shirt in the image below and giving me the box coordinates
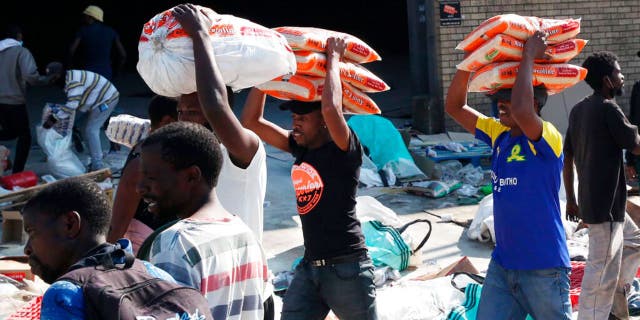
[564,51,640,320]
[242,37,377,320]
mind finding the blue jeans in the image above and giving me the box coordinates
[281,258,378,320]
[77,98,118,166]
[477,259,572,320]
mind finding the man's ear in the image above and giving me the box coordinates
[185,165,203,184]
[60,211,82,239]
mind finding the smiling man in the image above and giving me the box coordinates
[445,31,571,319]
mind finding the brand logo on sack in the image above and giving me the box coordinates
[291,162,324,215]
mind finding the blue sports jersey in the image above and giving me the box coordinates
[475,117,570,270]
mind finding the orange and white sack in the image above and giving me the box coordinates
[456,14,538,52]
[295,51,389,92]
[257,75,381,114]
[137,6,296,97]
[457,35,588,71]
[456,14,581,52]
[275,26,380,63]
[468,62,587,95]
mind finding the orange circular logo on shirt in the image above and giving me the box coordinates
[291,162,324,215]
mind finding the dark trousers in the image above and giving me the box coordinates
[0,104,31,173]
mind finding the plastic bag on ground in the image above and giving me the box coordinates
[36,126,85,179]
[467,194,495,243]
[376,276,465,320]
[348,115,426,180]
[137,6,296,97]
[355,195,404,227]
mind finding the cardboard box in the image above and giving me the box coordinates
[2,210,26,244]
[0,256,34,281]
[412,256,479,281]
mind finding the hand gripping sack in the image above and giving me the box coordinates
[362,219,432,271]
[257,75,381,114]
[60,243,213,320]
[294,51,390,92]
[137,6,296,97]
[468,62,587,95]
[456,14,581,52]
[275,26,381,63]
[457,34,588,72]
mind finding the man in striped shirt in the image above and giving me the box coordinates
[137,122,268,320]
[45,62,119,171]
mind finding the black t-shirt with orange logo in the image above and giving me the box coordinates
[289,130,367,260]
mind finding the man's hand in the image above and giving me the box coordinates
[43,114,58,129]
[326,36,347,60]
[566,201,581,223]
[172,4,213,37]
[523,31,550,60]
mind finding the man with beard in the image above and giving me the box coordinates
[564,51,640,320]
[22,178,177,319]
[139,122,268,320]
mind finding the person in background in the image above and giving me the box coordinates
[445,31,571,319]
[68,5,126,81]
[564,51,640,320]
[107,95,178,253]
[0,24,52,173]
[44,62,119,171]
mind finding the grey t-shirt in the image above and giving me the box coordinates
[564,94,640,223]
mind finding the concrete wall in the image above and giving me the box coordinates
[434,0,640,132]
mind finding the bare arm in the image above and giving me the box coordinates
[444,69,484,134]
[108,156,141,242]
[240,88,291,152]
[510,31,547,141]
[173,4,259,168]
[563,153,581,221]
[322,37,351,151]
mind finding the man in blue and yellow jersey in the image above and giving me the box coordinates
[445,31,571,319]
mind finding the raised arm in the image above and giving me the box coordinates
[240,87,291,152]
[444,69,484,134]
[108,155,142,242]
[322,37,351,151]
[172,4,258,168]
[510,31,547,141]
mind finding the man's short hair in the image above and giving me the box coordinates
[22,178,112,235]
[582,51,619,91]
[488,86,549,109]
[148,95,178,128]
[142,122,223,187]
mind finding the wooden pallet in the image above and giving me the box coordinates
[0,168,111,211]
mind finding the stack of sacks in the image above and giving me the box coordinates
[105,115,151,149]
[457,14,587,95]
[137,5,296,97]
[257,27,388,114]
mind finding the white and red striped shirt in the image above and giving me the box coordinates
[150,216,268,320]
